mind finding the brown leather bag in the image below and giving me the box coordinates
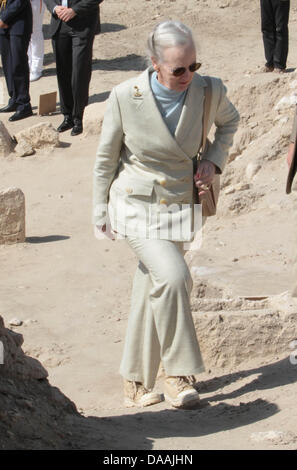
[196,77,220,217]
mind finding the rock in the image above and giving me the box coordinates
[15,141,35,158]
[192,290,297,369]
[225,186,235,195]
[8,318,23,327]
[229,127,254,161]
[0,187,25,245]
[245,162,261,180]
[234,182,250,191]
[83,101,107,136]
[274,94,297,111]
[0,315,47,379]
[0,120,15,157]
[218,1,230,7]
[289,80,297,89]
[0,315,80,449]
[13,122,59,156]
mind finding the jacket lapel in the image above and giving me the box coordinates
[175,74,207,157]
[130,68,194,161]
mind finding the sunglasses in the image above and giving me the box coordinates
[170,62,202,77]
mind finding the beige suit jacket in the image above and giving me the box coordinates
[93,67,239,240]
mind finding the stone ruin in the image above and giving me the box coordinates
[0,188,25,245]
[0,315,80,449]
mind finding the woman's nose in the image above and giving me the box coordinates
[183,69,191,81]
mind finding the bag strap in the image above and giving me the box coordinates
[199,76,212,157]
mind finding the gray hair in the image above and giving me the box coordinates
[147,21,195,63]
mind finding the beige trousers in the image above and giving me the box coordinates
[119,237,205,390]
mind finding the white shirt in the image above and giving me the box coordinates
[54,1,68,13]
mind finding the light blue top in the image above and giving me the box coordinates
[150,71,187,136]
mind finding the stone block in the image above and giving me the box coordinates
[14,122,59,157]
[192,292,297,370]
[0,120,14,157]
[0,187,25,244]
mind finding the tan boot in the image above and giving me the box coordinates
[123,380,163,408]
[164,376,200,408]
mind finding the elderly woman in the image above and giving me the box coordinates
[93,21,239,409]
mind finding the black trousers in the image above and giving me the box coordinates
[260,0,290,69]
[52,22,96,120]
[0,33,31,112]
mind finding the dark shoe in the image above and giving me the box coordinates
[8,109,33,122]
[57,116,74,133]
[0,103,18,113]
[262,65,274,73]
[71,119,83,136]
[275,67,286,74]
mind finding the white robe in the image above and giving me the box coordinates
[28,0,45,75]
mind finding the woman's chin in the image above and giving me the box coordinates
[177,82,191,91]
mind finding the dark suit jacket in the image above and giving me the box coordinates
[0,0,32,36]
[44,0,103,38]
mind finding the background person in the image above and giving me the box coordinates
[260,0,290,72]
[0,0,33,121]
[28,0,45,82]
[93,21,239,409]
[44,0,103,136]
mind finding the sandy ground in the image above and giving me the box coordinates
[1,0,297,450]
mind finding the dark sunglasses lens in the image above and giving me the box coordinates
[172,67,186,77]
[189,62,201,72]
[172,63,201,76]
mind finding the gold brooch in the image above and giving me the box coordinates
[134,86,142,97]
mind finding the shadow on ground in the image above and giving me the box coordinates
[42,22,126,41]
[41,53,145,78]
[25,235,70,244]
[88,91,110,105]
[77,357,296,449]
[1,307,295,450]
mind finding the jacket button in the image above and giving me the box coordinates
[125,187,133,194]
[160,198,168,205]
[159,178,167,186]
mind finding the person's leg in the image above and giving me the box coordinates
[29,0,45,77]
[9,34,32,113]
[71,32,95,121]
[52,29,73,118]
[273,0,290,70]
[120,237,204,392]
[260,0,276,69]
[120,261,162,391]
[0,34,17,108]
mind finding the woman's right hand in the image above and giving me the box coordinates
[94,224,116,241]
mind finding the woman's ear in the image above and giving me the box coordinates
[151,57,160,72]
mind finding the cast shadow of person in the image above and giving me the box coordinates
[199,355,297,403]
[41,54,146,78]
[2,317,293,450]
[72,356,297,449]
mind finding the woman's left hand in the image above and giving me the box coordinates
[194,160,216,195]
